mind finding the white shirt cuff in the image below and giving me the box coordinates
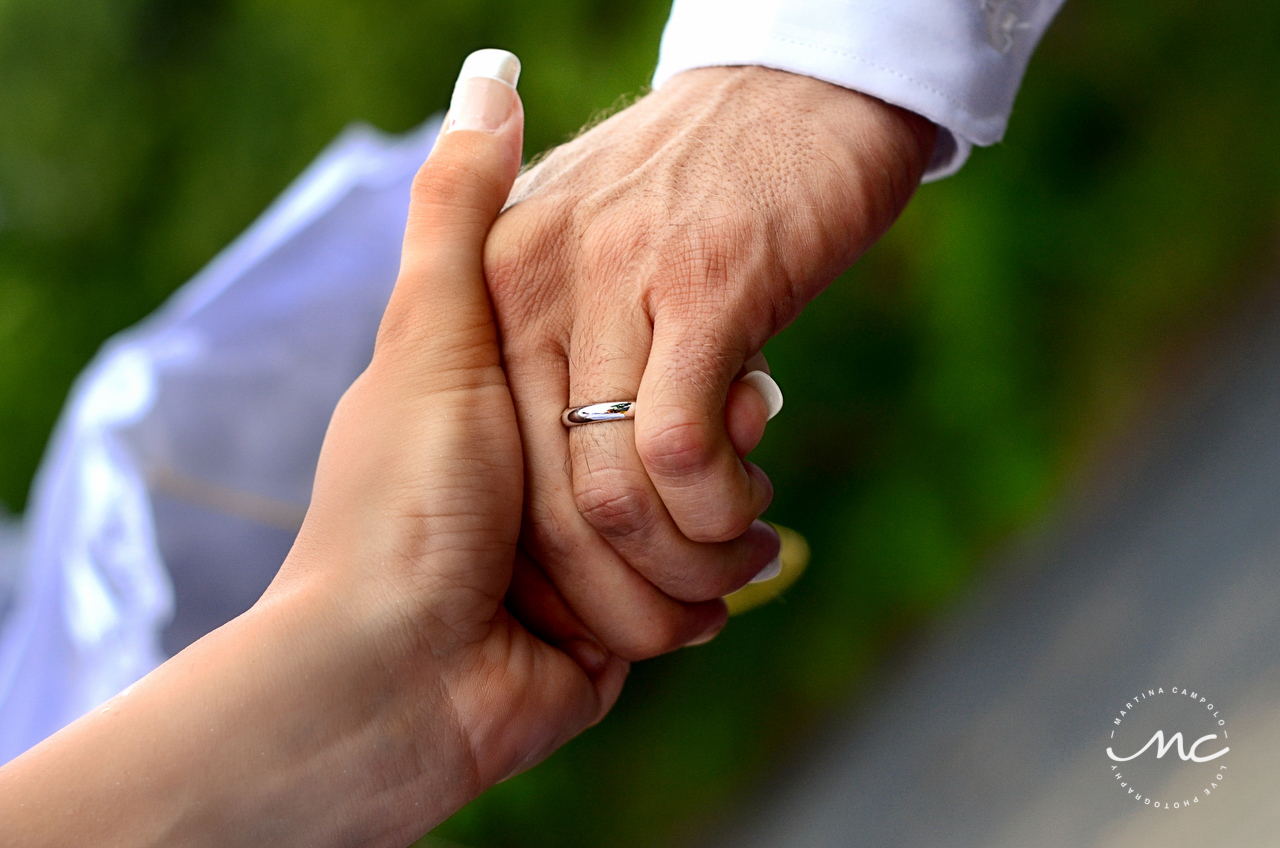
[653,0,1065,181]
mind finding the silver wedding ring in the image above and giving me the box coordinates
[562,401,636,427]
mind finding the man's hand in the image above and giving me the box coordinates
[488,66,935,659]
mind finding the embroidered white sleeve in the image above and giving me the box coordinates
[653,0,1066,180]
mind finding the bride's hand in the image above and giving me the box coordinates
[0,50,627,848]
[283,45,631,812]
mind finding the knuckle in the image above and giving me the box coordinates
[371,300,501,386]
[409,160,490,220]
[649,221,741,305]
[485,203,558,288]
[482,202,573,332]
[637,417,716,480]
[573,479,658,541]
[578,210,650,276]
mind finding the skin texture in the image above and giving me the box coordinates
[0,64,935,847]
[0,73,626,848]
[489,66,936,660]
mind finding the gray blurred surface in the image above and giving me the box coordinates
[0,516,21,629]
[703,287,1280,847]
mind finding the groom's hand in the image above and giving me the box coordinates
[487,66,934,659]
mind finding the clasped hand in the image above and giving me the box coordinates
[1,55,617,848]
[491,64,935,660]
[0,52,934,848]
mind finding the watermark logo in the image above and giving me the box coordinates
[1106,687,1230,810]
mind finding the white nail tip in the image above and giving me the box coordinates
[457,49,521,89]
[741,370,784,420]
[749,555,783,584]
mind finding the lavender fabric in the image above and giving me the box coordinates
[0,118,440,764]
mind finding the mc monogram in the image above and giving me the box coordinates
[1104,686,1232,810]
[1106,730,1229,763]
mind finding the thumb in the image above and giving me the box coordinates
[377,49,524,380]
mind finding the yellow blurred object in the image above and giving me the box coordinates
[724,523,810,615]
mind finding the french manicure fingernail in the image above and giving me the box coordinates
[740,370,784,420]
[447,48,521,133]
[749,554,783,584]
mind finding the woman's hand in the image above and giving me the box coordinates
[0,50,627,848]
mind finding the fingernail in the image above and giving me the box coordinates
[749,554,783,583]
[447,48,521,133]
[740,370,783,420]
[561,639,609,676]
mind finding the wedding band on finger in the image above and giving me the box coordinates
[562,401,637,427]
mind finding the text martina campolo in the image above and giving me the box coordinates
[1104,686,1231,810]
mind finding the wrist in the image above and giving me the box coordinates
[660,65,936,190]
[167,586,480,845]
[217,579,482,842]
[0,580,477,848]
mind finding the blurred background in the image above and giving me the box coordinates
[2,1,1279,845]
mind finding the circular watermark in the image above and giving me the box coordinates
[1106,687,1230,810]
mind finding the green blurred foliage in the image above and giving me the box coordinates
[2,0,1279,846]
